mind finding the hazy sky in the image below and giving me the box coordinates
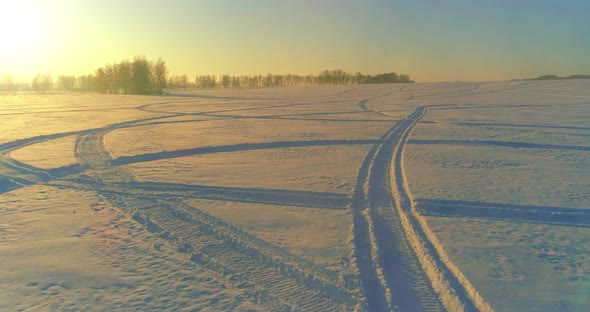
[1,0,588,82]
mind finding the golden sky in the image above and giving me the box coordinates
[1,0,588,82]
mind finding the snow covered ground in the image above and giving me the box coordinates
[1,80,589,311]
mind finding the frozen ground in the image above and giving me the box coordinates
[1,80,589,311]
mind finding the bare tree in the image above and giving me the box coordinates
[1,75,15,91]
[95,68,108,93]
[117,60,133,94]
[153,58,167,94]
[32,74,53,93]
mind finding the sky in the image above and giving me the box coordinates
[0,0,589,82]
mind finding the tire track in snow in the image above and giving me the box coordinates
[75,130,137,183]
[454,122,590,131]
[73,127,361,311]
[358,88,405,117]
[0,113,182,155]
[53,179,351,210]
[0,175,35,194]
[112,139,379,166]
[409,139,590,152]
[389,107,493,311]
[415,199,590,228]
[114,181,351,210]
[351,106,443,311]
[351,104,493,311]
[0,157,54,182]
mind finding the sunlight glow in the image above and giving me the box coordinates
[0,3,45,53]
[0,1,54,77]
[0,1,588,82]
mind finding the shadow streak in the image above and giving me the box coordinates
[112,139,379,166]
[64,179,350,209]
[0,176,36,194]
[408,139,590,151]
[164,92,280,101]
[454,122,590,131]
[415,198,590,227]
[203,113,394,123]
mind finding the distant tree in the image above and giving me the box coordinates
[532,75,560,81]
[71,58,414,93]
[188,70,411,89]
[196,75,217,88]
[104,63,117,93]
[399,74,411,83]
[116,60,133,94]
[273,74,282,87]
[221,74,231,88]
[305,74,315,85]
[95,68,108,93]
[131,56,152,94]
[564,74,590,80]
[153,58,167,94]
[524,74,590,81]
[318,70,330,85]
[42,74,53,92]
[168,74,189,89]
[363,72,413,84]
[263,74,273,87]
[32,74,53,93]
[0,75,15,91]
[57,75,76,91]
[77,74,96,92]
[231,76,239,88]
[354,72,365,84]
[332,69,344,84]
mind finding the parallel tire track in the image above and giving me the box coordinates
[73,129,361,311]
[389,107,493,311]
[358,88,404,117]
[351,105,493,311]
[75,131,137,183]
[351,107,443,311]
[1,91,505,311]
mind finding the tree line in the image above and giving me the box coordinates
[0,75,29,92]
[1,57,414,93]
[170,70,413,89]
[517,74,590,81]
[79,56,167,95]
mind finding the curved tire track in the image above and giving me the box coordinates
[358,88,405,117]
[1,90,504,311]
[351,106,493,311]
[391,107,493,311]
[351,107,443,311]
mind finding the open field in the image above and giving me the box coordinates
[1,80,589,311]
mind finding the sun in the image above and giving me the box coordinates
[0,1,43,54]
[0,1,56,77]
